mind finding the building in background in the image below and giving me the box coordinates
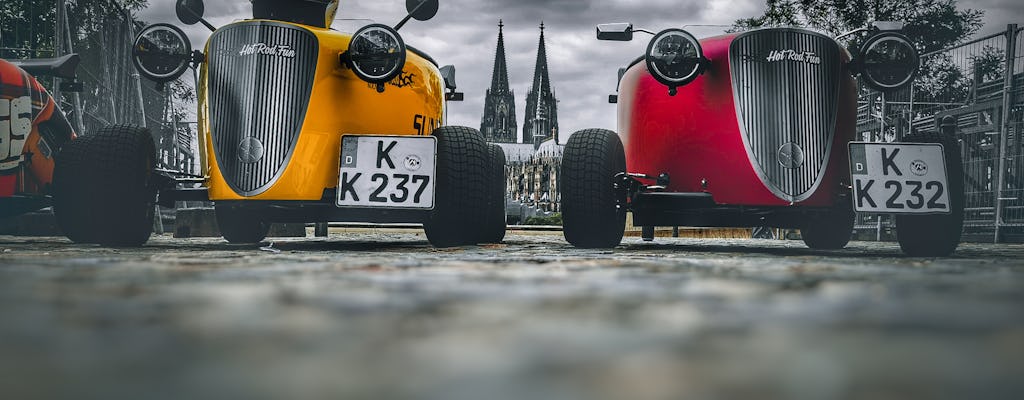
[482,22,564,222]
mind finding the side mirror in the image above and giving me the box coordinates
[597,23,634,41]
[176,0,203,25]
[176,0,215,31]
[439,65,457,90]
[396,0,439,30]
[407,0,439,22]
[439,65,463,101]
[871,21,905,32]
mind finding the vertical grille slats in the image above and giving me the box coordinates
[207,22,318,196]
[730,29,841,201]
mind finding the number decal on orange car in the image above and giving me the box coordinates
[0,96,32,167]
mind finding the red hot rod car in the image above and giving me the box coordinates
[561,23,963,256]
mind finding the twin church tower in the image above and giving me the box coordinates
[480,21,559,148]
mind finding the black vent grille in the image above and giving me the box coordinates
[207,21,318,196]
[729,29,841,201]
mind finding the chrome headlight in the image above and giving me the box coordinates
[346,23,406,84]
[857,32,919,92]
[132,23,193,83]
[645,28,705,94]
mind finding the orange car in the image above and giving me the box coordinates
[0,55,78,218]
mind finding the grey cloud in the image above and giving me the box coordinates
[134,0,1023,142]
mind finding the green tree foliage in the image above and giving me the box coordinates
[735,0,988,106]
[733,0,983,53]
[2,0,195,167]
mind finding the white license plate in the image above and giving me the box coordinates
[336,135,436,209]
[849,142,950,214]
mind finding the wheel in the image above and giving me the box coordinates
[480,144,507,243]
[801,203,855,249]
[53,125,156,246]
[215,205,270,244]
[423,126,490,247]
[895,131,964,256]
[560,128,626,248]
[53,135,99,244]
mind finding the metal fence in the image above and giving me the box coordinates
[0,1,196,176]
[856,24,1024,242]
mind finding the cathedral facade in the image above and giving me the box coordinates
[481,22,564,219]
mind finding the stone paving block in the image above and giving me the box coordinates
[0,233,1022,399]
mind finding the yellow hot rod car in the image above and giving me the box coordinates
[53,0,507,247]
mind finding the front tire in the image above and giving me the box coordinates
[53,125,156,246]
[215,205,270,244]
[423,126,490,247]
[560,129,626,248]
[801,203,855,250]
[895,131,964,256]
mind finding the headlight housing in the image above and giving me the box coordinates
[346,23,407,84]
[132,23,193,83]
[856,32,919,92]
[645,28,706,94]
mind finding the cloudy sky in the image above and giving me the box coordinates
[138,0,1024,144]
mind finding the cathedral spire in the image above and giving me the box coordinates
[489,19,510,93]
[524,22,558,147]
[480,20,517,143]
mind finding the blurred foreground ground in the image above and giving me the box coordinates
[1,232,1022,400]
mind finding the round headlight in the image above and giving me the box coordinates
[858,32,919,92]
[132,23,193,83]
[347,24,407,84]
[645,28,705,90]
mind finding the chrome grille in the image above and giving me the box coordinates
[729,29,841,202]
[207,21,318,196]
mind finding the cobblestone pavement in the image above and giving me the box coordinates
[1,232,1022,400]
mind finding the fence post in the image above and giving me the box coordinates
[995,24,1018,243]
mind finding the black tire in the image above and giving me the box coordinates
[215,205,270,244]
[423,126,490,247]
[560,129,626,248]
[53,135,99,244]
[480,144,507,243]
[801,204,855,250]
[895,131,964,256]
[53,125,156,246]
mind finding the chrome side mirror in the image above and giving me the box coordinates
[597,23,634,41]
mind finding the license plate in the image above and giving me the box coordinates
[849,142,950,214]
[336,135,436,209]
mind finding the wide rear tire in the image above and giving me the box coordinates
[560,129,626,248]
[423,126,490,247]
[895,131,964,256]
[54,125,156,246]
[480,144,507,243]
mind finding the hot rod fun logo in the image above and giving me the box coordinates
[239,43,296,58]
[765,50,821,65]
